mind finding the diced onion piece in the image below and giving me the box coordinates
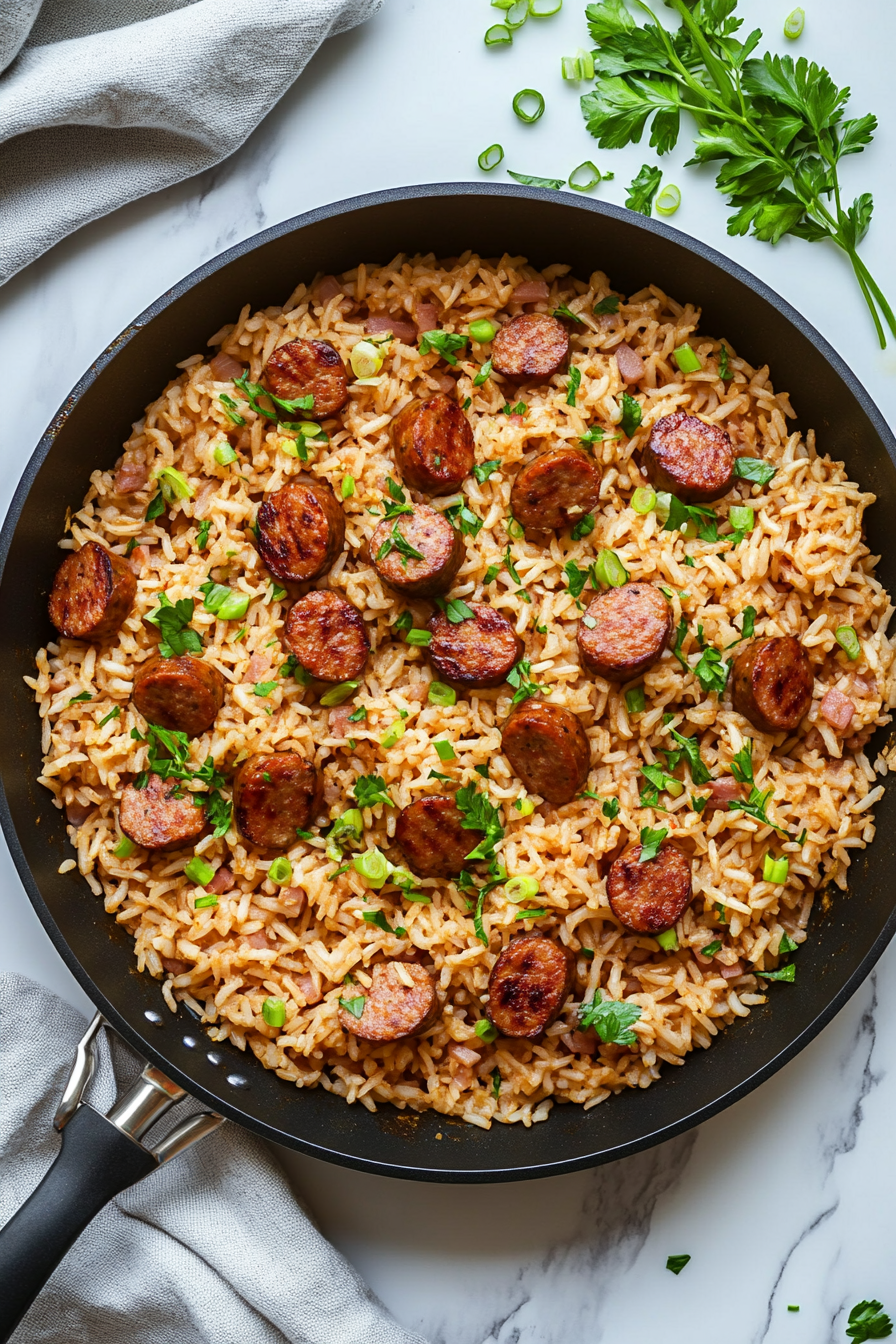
[593,548,629,587]
[656,929,679,951]
[320,681,360,707]
[763,853,789,884]
[631,487,657,514]
[512,88,545,124]
[484,22,512,43]
[673,343,702,374]
[835,625,861,661]
[504,875,540,903]
[268,857,293,886]
[655,184,682,217]
[783,6,805,38]
[350,340,385,379]
[262,997,286,1028]
[353,847,390,887]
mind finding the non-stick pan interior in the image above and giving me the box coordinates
[2,184,894,1181]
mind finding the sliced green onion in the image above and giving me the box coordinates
[469,319,497,344]
[434,739,456,762]
[353,847,390,887]
[428,681,457,707]
[350,339,385,380]
[381,719,406,749]
[504,875,539,903]
[484,22,512,43]
[515,796,536,817]
[262,997,286,1028]
[213,442,237,466]
[512,89,545,124]
[505,0,528,26]
[268,857,293,885]
[156,466,194,503]
[656,929,679,951]
[475,1019,498,1042]
[529,0,561,11]
[184,855,215,886]
[631,487,657,514]
[478,143,505,171]
[568,161,601,192]
[215,591,250,621]
[113,836,135,859]
[593,549,629,587]
[320,681,359,707]
[729,505,754,534]
[673,343,702,374]
[763,854,789,884]
[654,492,672,524]
[507,516,524,540]
[655,184,682,217]
[194,894,218,909]
[783,6,804,38]
[625,686,646,715]
[515,907,547,920]
[560,49,595,80]
[835,625,861,661]
[341,476,355,499]
[297,421,325,439]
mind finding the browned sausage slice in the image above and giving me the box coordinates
[133,653,225,738]
[118,772,207,851]
[233,751,321,849]
[370,504,463,598]
[390,395,474,496]
[491,313,570,384]
[428,603,523,690]
[284,589,370,683]
[256,478,345,585]
[643,410,734,503]
[48,541,136,641]
[501,701,590,807]
[510,448,602,532]
[486,933,575,1039]
[731,635,813,733]
[577,584,671,681]
[337,961,439,1042]
[395,796,484,878]
[261,338,349,418]
[607,841,692,934]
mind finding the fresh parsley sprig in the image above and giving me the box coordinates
[507,659,548,706]
[579,990,642,1046]
[728,738,786,833]
[145,594,202,658]
[580,0,895,346]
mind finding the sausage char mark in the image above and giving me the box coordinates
[284,589,369,684]
[577,583,671,682]
[731,635,813,733]
[395,795,484,878]
[118,772,208,851]
[643,410,735,504]
[337,961,440,1042]
[501,701,590,807]
[261,338,349,417]
[48,541,136,641]
[390,395,474,496]
[132,653,225,738]
[487,933,575,1039]
[607,842,692,934]
[233,751,321,849]
[510,447,602,533]
[370,503,464,598]
[427,603,523,690]
[255,477,345,585]
[491,313,570,384]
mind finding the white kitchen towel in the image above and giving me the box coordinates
[0,0,382,287]
[0,973,428,1344]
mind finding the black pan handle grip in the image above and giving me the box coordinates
[0,1104,158,1342]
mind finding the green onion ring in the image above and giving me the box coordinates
[655,184,682,217]
[484,24,512,46]
[568,161,601,192]
[783,6,804,38]
[478,143,505,172]
[512,89,545,124]
[528,0,561,12]
[504,0,529,27]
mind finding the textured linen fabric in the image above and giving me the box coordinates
[0,0,381,286]
[0,973,428,1344]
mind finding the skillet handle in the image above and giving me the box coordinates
[0,1104,157,1342]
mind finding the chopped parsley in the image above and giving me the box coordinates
[846,1302,893,1342]
[666,729,712,785]
[146,491,165,521]
[625,163,662,217]
[579,990,642,1046]
[666,1254,691,1276]
[436,596,476,624]
[234,368,312,419]
[98,706,121,727]
[492,1068,501,1099]
[638,825,667,862]
[718,345,732,381]
[473,459,501,484]
[701,940,722,957]
[566,365,582,406]
[353,774,394,809]
[507,659,547,706]
[473,358,493,387]
[362,910,392,934]
[377,521,425,567]
[253,681,277,697]
[593,294,620,315]
[602,797,620,819]
[728,739,786,833]
[553,303,584,324]
[444,501,484,538]
[733,457,777,486]
[418,330,468,365]
[455,782,505,865]
[502,401,528,417]
[68,691,92,704]
[693,646,730,695]
[619,392,642,437]
[571,513,595,541]
[348,704,367,723]
[339,995,366,1019]
[146,594,202,658]
[672,616,689,670]
[755,963,796,982]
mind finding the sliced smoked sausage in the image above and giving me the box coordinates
[486,933,575,1039]
[133,653,224,738]
[118,772,207,851]
[390,394,474,496]
[261,338,349,418]
[284,589,369,683]
[256,477,345,585]
[491,313,569,384]
[233,751,321,849]
[395,796,484,878]
[643,410,734,504]
[427,603,523,690]
[370,504,463,598]
[501,701,590,807]
[731,635,813,733]
[607,841,692,934]
[337,961,439,1042]
[577,583,671,681]
[48,541,136,641]
[510,447,602,532]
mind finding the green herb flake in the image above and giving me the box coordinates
[593,294,620,315]
[566,365,582,406]
[639,825,668,862]
[845,1302,892,1341]
[625,163,663,216]
[579,989,642,1045]
[666,1254,691,1276]
[418,330,469,366]
[353,774,394,809]
[146,594,203,658]
[339,995,366,1020]
[473,459,501,484]
[733,457,777,486]
[620,392,642,437]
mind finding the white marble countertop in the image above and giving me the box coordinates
[2,1,896,1339]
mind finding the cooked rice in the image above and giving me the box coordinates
[29,253,896,1127]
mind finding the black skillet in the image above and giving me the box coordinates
[1,184,895,1336]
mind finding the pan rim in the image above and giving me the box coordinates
[2,181,895,1181]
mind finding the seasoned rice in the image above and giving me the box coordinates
[29,252,896,1127]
